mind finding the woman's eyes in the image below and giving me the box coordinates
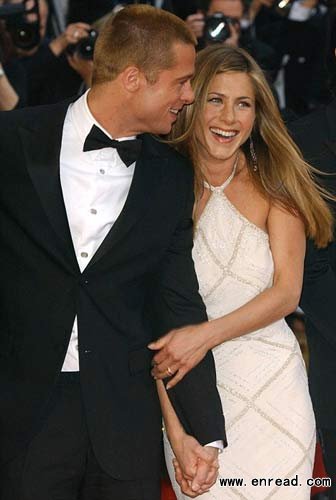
[238,101,251,108]
[208,97,222,104]
[207,98,252,107]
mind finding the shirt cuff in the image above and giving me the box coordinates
[204,440,224,453]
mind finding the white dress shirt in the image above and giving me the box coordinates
[60,90,136,371]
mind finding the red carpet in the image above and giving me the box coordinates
[161,479,176,500]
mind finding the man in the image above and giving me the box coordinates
[0,0,94,105]
[250,0,330,115]
[289,19,336,497]
[184,0,277,78]
[0,5,226,499]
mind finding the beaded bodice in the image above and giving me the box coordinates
[193,184,274,321]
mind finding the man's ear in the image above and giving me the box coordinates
[120,66,143,92]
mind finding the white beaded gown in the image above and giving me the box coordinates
[164,175,316,500]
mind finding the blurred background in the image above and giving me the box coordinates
[0,0,335,118]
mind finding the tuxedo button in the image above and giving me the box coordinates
[99,169,105,175]
[84,349,92,355]
[80,252,88,258]
[90,208,97,215]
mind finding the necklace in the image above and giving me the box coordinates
[204,153,240,193]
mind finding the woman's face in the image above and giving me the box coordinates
[196,71,256,168]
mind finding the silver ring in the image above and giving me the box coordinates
[167,366,173,376]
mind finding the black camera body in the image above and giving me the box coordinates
[203,12,233,44]
[0,0,40,50]
[67,29,98,60]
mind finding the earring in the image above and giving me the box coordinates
[249,136,258,171]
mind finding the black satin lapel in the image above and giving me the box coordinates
[87,154,167,268]
[19,113,78,269]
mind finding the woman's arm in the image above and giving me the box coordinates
[150,204,306,388]
[156,380,219,497]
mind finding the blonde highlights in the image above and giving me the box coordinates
[170,45,333,248]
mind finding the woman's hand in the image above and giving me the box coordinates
[171,434,220,497]
[148,322,212,389]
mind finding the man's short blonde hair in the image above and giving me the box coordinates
[92,4,196,86]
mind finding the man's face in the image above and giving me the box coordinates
[134,42,196,135]
[208,0,244,20]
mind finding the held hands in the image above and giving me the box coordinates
[148,322,212,389]
[172,434,219,497]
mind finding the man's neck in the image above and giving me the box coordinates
[87,85,141,139]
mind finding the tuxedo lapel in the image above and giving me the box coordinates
[19,100,79,271]
[87,137,168,268]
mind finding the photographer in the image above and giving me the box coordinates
[248,0,330,115]
[67,0,174,24]
[18,0,92,105]
[0,19,25,109]
[0,0,94,105]
[185,0,278,79]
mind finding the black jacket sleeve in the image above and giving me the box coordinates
[152,171,227,447]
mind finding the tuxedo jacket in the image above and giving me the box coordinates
[0,100,226,479]
[289,99,336,429]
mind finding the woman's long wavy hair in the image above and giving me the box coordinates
[169,45,333,248]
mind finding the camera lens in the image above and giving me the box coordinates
[77,29,98,60]
[8,22,40,50]
[204,13,231,44]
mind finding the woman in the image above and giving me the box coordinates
[150,45,334,499]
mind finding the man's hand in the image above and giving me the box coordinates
[171,434,219,497]
[224,22,240,47]
[149,322,212,389]
[185,12,205,39]
[49,22,91,57]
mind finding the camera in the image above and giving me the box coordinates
[0,0,40,50]
[67,29,98,60]
[203,12,241,45]
[203,12,232,44]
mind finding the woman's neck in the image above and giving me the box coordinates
[203,152,241,187]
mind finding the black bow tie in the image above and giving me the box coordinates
[83,124,142,167]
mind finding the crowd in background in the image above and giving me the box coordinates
[0,0,335,119]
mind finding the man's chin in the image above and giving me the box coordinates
[153,125,173,136]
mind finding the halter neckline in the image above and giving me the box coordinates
[204,154,239,193]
